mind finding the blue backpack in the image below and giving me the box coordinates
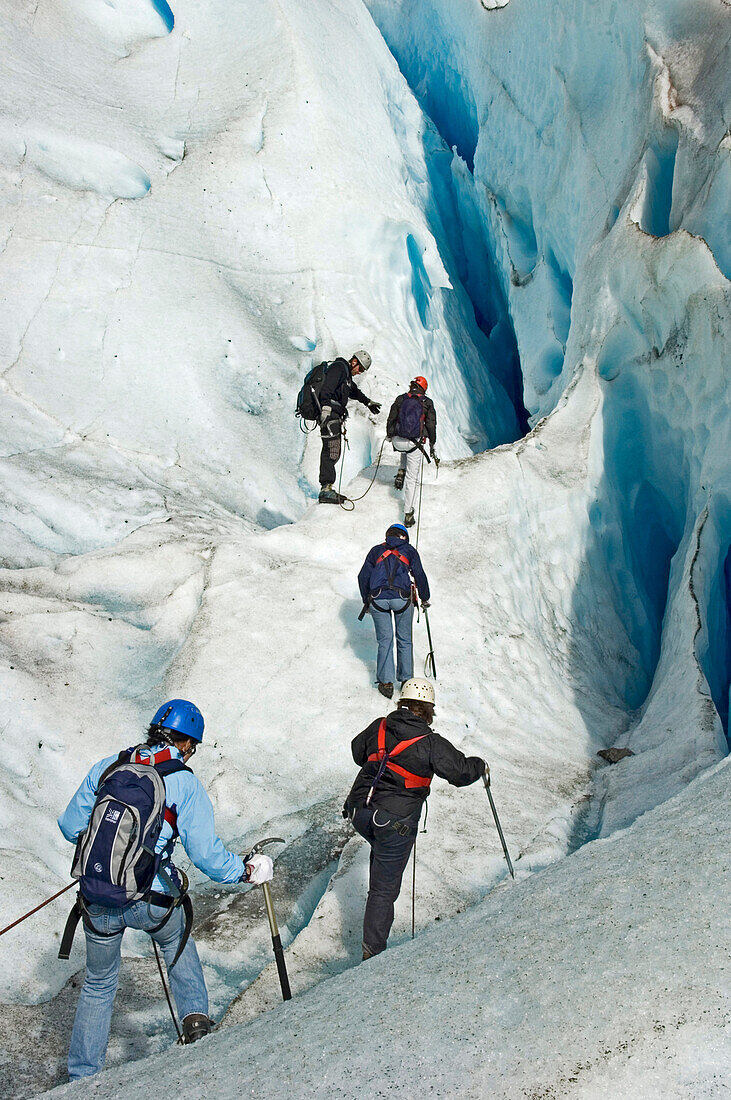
[395,394,425,441]
[70,747,190,907]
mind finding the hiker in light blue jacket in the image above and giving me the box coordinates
[58,699,273,1080]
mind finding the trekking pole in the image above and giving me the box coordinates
[482,772,514,878]
[411,837,417,939]
[0,881,75,938]
[153,941,184,1044]
[244,837,291,1001]
[423,606,436,678]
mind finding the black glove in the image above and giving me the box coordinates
[368,401,381,414]
[431,449,440,467]
[421,599,430,610]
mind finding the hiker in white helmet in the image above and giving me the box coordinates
[344,679,486,959]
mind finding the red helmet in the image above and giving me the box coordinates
[412,376,428,392]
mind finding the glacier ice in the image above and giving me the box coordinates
[0,0,728,1091]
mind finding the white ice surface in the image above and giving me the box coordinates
[49,759,731,1100]
[0,0,728,1095]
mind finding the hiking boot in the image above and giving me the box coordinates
[319,488,346,504]
[362,943,376,960]
[182,1013,212,1044]
[377,682,394,699]
[404,510,415,527]
[394,468,405,490]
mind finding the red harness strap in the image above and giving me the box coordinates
[375,548,410,568]
[130,747,180,832]
[367,719,431,789]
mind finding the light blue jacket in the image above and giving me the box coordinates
[58,743,245,893]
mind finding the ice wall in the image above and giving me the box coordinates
[365,0,730,797]
[0,0,521,569]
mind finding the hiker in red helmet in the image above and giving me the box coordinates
[386,376,438,527]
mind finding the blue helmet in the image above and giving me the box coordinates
[150,699,204,742]
[386,523,409,541]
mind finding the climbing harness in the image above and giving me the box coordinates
[365,719,431,804]
[58,869,194,968]
[482,772,514,878]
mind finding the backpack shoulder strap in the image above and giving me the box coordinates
[98,748,133,787]
[154,758,193,778]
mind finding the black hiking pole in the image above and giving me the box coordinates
[411,837,417,939]
[262,880,291,1001]
[423,606,436,678]
[244,837,291,1001]
[482,772,514,878]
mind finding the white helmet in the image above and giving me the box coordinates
[400,678,435,705]
[353,349,371,370]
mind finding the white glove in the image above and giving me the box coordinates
[245,853,274,885]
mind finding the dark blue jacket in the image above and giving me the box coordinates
[358,536,430,603]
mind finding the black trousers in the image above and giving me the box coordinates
[319,416,342,486]
[352,805,419,956]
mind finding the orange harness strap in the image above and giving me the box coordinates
[367,719,432,789]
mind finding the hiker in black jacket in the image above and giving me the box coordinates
[386,375,438,527]
[318,351,381,504]
[344,679,486,959]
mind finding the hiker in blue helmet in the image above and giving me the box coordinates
[358,524,431,699]
[58,699,274,1080]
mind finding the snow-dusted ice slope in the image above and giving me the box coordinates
[51,759,731,1100]
[0,0,729,1095]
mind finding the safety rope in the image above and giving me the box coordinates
[0,881,75,937]
[414,453,425,549]
[337,437,387,511]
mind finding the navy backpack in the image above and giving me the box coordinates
[395,393,425,441]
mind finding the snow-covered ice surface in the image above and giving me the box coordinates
[0,0,729,1095]
[49,758,731,1099]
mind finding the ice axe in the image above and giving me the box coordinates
[243,837,291,1001]
[482,772,514,879]
[423,606,437,678]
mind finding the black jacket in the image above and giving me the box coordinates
[346,709,484,819]
[320,358,372,418]
[387,392,437,447]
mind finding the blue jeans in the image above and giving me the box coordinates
[352,805,419,955]
[370,597,413,684]
[68,900,207,1080]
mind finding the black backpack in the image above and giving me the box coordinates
[296,361,329,420]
